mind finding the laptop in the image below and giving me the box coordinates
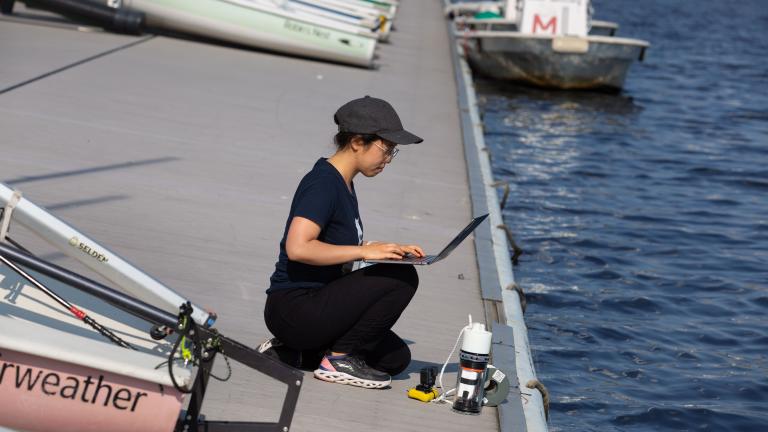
[363,214,489,265]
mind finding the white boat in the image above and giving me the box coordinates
[272,0,394,41]
[444,0,504,18]
[0,182,303,432]
[118,0,380,66]
[448,0,649,90]
[0,284,191,432]
[449,15,620,36]
[320,0,399,18]
[8,0,385,66]
[292,0,396,21]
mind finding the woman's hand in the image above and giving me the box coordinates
[361,242,425,260]
[399,244,425,258]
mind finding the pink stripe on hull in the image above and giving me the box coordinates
[0,348,184,432]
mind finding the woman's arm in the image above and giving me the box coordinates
[285,217,422,265]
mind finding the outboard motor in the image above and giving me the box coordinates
[2,0,145,35]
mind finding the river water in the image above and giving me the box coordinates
[475,0,768,430]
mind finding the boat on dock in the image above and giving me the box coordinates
[0,183,302,432]
[121,0,383,65]
[0,312,190,432]
[264,0,395,41]
[2,0,386,67]
[446,0,649,91]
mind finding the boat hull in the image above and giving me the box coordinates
[0,348,183,432]
[464,33,647,90]
[124,0,377,67]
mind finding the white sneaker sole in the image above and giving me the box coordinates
[314,369,391,389]
[257,339,278,353]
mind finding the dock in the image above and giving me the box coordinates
[0,1,543,431]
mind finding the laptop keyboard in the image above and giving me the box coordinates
[403,255,433,264]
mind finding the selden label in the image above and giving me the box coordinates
[68,237,109,263]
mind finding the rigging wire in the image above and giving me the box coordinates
[0,246,136,350]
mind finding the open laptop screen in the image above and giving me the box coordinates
[434,214,489,261]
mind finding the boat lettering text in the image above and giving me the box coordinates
[68,237,109,263]
[533,15,557,34]
[283,19,330,40]
[0,357,147,412]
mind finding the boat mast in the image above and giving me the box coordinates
[0,182,216,328]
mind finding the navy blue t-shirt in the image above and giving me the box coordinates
[268,158,363,292]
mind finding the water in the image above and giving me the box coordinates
[474,1,768,430]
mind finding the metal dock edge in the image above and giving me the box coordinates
[446,19,549,432]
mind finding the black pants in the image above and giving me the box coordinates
[264,264,418,375]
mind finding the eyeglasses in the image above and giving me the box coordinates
[374,141,399,159]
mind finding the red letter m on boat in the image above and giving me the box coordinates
[532,14,557,34]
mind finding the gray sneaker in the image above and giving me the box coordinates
[314,354,391,389]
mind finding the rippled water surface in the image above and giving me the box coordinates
[475,0,768,430]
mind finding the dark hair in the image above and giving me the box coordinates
[333,132,380,150]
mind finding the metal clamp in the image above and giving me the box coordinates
[0,189,22,242]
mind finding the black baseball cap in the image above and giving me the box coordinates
[334,96,423,144]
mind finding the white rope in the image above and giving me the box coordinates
[0,190,22,242]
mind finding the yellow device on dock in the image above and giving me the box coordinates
[408,386,439,402]
[408,366,439,402]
